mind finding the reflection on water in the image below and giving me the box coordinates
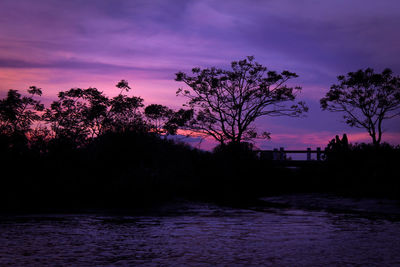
[1,197,400,266]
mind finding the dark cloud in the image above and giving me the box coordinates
[0,56,173,72]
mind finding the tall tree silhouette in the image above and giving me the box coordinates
[176,56,307,144]
[321,68,400,145]
[105,80,145,133]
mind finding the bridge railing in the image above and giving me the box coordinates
[256,147,325,161]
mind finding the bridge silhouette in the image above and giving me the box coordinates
[256,148,326,167]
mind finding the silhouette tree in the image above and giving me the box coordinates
[321,68,400,145]
[43,87,103,144]
[43,80,147,144]
[104,80,145,133]
[145,104,193,136]
[163,108,194,135]
[175,56,308,144]
[145,104,173,135]
[0,87,44,136]
[28,126,53,154]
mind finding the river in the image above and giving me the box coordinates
[1,194,400,266]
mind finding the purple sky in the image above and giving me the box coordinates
[1,0,400,149]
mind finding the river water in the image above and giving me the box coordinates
[1,195,400,266]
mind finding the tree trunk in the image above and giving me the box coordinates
[377,117,383,145]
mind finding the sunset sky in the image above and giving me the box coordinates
[1,0,399,149]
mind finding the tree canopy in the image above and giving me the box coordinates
[144,104,193,136]
[0,80,192,150]
[145,104,174,135]
[320,68,400,145]
[0,87,44,136]
[175,56,308,144]
[43,80,146,145]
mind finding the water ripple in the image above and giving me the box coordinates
[1,200,400,266]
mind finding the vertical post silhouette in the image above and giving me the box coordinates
[280,147,285,161]
[273,148,278,160]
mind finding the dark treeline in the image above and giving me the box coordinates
[291,138,400,199]
[0,81,200,211]
[1,59,400,211]
[1,126,399,212]
[321,136,400,198]
[0,81,268,210]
